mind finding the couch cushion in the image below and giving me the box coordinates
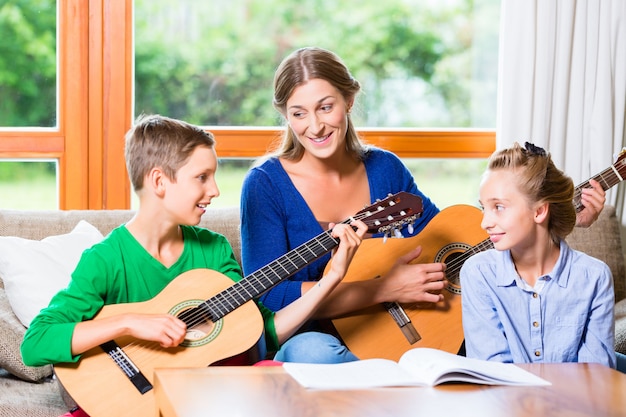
[0,285,53,382]
[615,299,626,354]
[566,205,626,302]
[0,369,67,417]
[0,220,104,327]
[0,207,241,264]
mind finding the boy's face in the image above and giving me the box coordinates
[164,145,219,225]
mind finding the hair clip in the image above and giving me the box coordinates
[524,142,547,157]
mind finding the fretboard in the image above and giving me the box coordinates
[197,228,341,322]
[573,162,625,212]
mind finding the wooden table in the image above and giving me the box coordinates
[154,363,626,417]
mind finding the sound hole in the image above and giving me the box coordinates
[435,242,472,295]
[178,306,215,341]
[169,301,222,347]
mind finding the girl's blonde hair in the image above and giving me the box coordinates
[487,141,576,243]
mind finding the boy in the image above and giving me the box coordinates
[21,113,366,368]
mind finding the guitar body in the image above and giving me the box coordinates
[331,152,626,361]
[54,269,264,417]
[331,205,487,361]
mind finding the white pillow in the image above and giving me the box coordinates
[0,220,104,327]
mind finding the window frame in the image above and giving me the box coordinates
[0,0,495,210]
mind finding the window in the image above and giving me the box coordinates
[134,0,499,129]
[0,0,58,209]
[0,0,495,211]
[134,0,497,209]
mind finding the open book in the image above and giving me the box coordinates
[283,347,551,389]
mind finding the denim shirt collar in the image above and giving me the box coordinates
[497,239,571,288]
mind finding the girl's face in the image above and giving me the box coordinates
[163,145,220,225]
[479,169,540,252]
[285,78,351,160]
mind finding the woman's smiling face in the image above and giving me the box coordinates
[285,78,351,160]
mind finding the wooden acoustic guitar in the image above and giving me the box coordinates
[330,150,626,362]
[53,192,423,417]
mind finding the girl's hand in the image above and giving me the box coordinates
[576,179,606,228]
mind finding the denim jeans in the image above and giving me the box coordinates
[273,331,359,363]
[617,351,626,373]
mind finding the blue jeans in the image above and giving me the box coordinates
[273,331,359,363]
[617,351,626,373]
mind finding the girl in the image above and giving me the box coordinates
[461,142,616,367]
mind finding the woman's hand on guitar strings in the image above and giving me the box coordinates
[378,246,448,304]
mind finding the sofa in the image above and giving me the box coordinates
[1,206,626,417]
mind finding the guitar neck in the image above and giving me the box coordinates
[573,158,626,212]
[189,191,424,323]
[200,229,339,321]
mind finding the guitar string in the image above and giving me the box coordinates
[117,159,624,360]
[105,163,626,357]
[119,228,348,357]
[104,200,416,360]
[180,205,415,331]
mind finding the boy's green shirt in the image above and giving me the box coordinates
[21,225,278,367]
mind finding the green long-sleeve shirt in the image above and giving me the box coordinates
[21,225,278,367]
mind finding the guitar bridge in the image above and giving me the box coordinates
[100,340,153,394]
[382,301,421,344]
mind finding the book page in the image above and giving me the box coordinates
[283,358,425,389]
[284,348,551,389]
[398,348,551,386]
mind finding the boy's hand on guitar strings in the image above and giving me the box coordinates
[379,246,448,304]
[125,313,187,348]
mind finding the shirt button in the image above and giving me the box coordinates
[534,350,541,357]
[532,293,538,298]
[533,321,539,327]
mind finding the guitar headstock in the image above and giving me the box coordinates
[353,192,423,236]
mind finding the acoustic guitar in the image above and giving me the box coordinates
[331,150,626,362]
[53,191,423,417]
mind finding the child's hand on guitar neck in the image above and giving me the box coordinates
[377,246,448,305]
[324,220,369,285]
[576,179,606,228]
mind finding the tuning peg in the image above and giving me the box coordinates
[407,223,414,234]
[394,228,403,238]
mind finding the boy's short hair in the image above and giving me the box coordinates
[125,114,215,191]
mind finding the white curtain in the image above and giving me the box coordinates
[496,0,626,210]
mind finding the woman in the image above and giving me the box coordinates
[240,47,607,363]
